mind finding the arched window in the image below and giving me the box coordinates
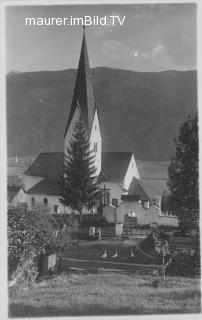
[94,142,98,153]
[44,198,48,206]
[31,197,35,208]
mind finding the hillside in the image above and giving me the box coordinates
[7,68,197,161]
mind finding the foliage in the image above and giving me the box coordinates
[7,174,24,187]
[167,115,199,234]
[166,249,198,277]
[9,251,39,292]
[160,191,172,215]
[8,208,78,278]
[60,117,100,215]
[79,214,107,227]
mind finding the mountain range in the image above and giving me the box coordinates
[7,67,197,161]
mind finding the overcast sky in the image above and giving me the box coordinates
[6,3,196,72]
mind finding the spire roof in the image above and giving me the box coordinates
[64,31,96,136]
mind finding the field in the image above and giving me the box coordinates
[9,239,201,317]
[9,273,201,317]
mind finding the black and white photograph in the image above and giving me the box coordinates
[1,0,201,318]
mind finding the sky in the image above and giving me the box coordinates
[5,3,196,72]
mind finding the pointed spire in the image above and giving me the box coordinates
[83,23,85,34]
[64,29,96,137]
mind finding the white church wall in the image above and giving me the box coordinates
[90,110,102,175]
[99,181,123,205]
[26,194,70,214]
[123,154,140,190]
[12,188,27,204]
[115,201,178,227]
[116,201,160,225]
[159,215,179,227]
[102,204,116,223]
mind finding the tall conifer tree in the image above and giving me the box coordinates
[167,115,199,233]
[60,117,100,215]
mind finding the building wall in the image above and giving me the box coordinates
[26,194,70,214]
[99,181,123,205]
[116,201,160,225]
[158,214,179,227]
[103,200,178,227]
[65,108,101,175]
[89,110,102,175]
[123,154,140,190]
[10,188,27,205]
[103,204,116,223]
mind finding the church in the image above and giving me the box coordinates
[21,29,178,228]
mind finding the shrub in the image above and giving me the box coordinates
[9,251,38,292]
[80,214,108,227]
[8,208,78,281]
[166,249,198,277]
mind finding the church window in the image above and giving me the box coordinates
[95,125,97,130]
[44,198,48,206]
[142,200,150,209]
[94,142,98,153]
[31,197,35,207]
[112,198,118,207]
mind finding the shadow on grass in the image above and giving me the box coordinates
[9,302,199,318]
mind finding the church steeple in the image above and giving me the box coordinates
[64,29,96,137]
[64,29,102,175]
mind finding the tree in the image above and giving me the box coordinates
[7,174,24,187]
[60,117,100,215]
[167,115,199,234]
[8,208,78,278]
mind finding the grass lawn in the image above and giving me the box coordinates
[61,240,162,274]
[9,273,201,317]
[63,240,161,265]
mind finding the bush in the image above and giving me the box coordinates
[9,251,38,292]
[140,232,156,253]
[166,249,198,277]
[8,208,78,281]
[80,214,108,227]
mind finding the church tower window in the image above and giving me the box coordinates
[94,142,98,153]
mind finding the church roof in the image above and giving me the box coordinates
[24,151,134,194]
[100,152,133,182]
[64,31,96,136]
[24,152,63,178]
[128,176,160,201]
[26,178,61,196]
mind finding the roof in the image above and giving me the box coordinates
[7,186,21,203]
[25,151,134,195]
[128,177,160,201]
[121,195,140,202]
[27,178,61,196]
[24,152,64,178]
[100,152,133,182]
[64,32,96,136]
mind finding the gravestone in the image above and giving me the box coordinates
[42,253,57,274]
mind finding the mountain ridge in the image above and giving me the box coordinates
[7,67,197,161]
